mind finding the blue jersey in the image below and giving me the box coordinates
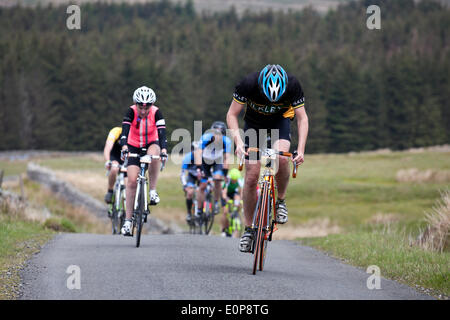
[181,152,197,176]
[199,133,232,162]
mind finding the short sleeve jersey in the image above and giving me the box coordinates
[106,127,122,156]
[181,152,197,176]
[232,72,305,126]
[199,133,232,162]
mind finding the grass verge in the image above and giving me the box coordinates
[0,206,54,300]
[301,227,450,299]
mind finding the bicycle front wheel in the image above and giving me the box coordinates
[204,200,214,235]
[135,183,145,248]
[253,182,270,275]
[111,205,119,235]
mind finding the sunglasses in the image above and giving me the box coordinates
[136,102,152,109]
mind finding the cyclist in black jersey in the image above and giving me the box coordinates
[226,64,309,253]
[103,127,124,204]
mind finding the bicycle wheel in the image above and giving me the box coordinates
[118,191,126,231]
[135,183,145,248]
[253,182,269,275]
[260,179,275,271]
[204,196,214,235]
[111,205,119,235]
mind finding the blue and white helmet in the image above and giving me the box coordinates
[258,64,288,102]
[133,86,156,105]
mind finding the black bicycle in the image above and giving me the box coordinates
[128,150,166,247]
[193,177,215,235]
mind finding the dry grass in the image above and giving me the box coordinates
[413,190,450,253]
[53,170,106,201]
[0,196,26,220]
[396,168,450,183]
[366,212,401,225]
[273,218,341,240]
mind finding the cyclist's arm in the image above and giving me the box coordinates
[226,100,246,156]
[194,148,202,167]
[180,169,188,187]
[120,108,134,148]
[294,106,308,164]
[103,139,114,162]
[155,109,167,153]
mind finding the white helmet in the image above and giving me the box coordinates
[133,86,156,105]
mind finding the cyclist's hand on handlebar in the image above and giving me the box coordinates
[292,151,304,166]
[120,146,129,161]
[105,160,112,170]
[235,142,247,159]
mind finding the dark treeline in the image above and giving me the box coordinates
[0,0,449,153]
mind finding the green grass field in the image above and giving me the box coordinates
[1,148,449,297]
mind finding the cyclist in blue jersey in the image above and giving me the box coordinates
[226,64,309,252]
[180,145,200,224]
[194,121,232,217]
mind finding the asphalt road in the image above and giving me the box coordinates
[19,233,433,300]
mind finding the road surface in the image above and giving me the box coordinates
[20,233,433,300]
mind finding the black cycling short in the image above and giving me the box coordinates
[227,189,239,199]
[126,141,159,167]
[185,173,200,188]
[244,117,291,160]
[110,150,124,165]
[201,162,223,183]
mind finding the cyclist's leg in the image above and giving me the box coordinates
[272,118,291,199]
[212,164,223,201]
[272,122,291,224]
[125,165,139,220]
[220,196,230,234]
[185,185,194,213]
[197,162,211,213]
[233,193,242,211]
[243,161,260,226]
[212,164,223,214]
[105,150,121,203]
[147,142,160,191]
[242,121,262,225]
[108,162,119,190]
[124,145,141,220]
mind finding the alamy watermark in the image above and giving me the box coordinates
[366,265,381,290]
[66,5,81,30]
[366,5,381,30]
[66,265,81,290]
[170,120,282,165]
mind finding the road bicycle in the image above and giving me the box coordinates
[128,149,166,247]
[224,198,243,238]
[108,157,128,235]
[239,147,298,275]
[192,177,215,235]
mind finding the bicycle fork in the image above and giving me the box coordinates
[134,174,149,222]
